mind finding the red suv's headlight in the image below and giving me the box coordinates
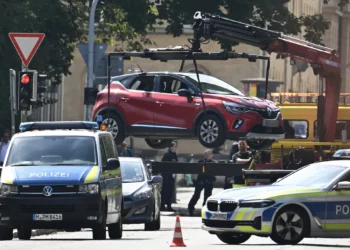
[223,101,249,114]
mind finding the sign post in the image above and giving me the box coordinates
[8,33,45,123]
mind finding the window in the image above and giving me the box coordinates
[99,137,107,168]
[120,161,145,183]
[274,163,346,188]
[314,120,350,139]
[340,173,350,182]
[101,134,116,159]
[284,120,308,139]
[158,76,189,94]
[6,136,97,166]
[129,75,155,91]
[181,74,244,96]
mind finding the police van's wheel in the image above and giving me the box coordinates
[93,210,107,240]
[18,227,31,240]
[197,115,225,148]
[270,207,309,245]
[216,233,251,244]
[0,227,13,241]
[102,113,126,146]
[108,214,123,239]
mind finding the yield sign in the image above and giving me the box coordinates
[8,33,45,67]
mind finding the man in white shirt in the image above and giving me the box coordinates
[0,130,11,165]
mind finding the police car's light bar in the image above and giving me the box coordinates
[19,121,100,132]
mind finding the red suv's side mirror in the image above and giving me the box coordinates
[177,89,191,96]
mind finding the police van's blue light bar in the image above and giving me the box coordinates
[19,121,100,132]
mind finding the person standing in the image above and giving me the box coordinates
[188,149,216,216]
[230,140,252,188]
[160,141,178,211]
[0,130,11,165]
[118,141,133,157]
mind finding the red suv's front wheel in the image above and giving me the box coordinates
[197,115,225,148]
[101,113,126,146]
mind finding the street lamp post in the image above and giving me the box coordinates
[85,0,100,121]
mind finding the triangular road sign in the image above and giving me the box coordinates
[8,33,45,67]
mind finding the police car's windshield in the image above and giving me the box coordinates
[120,161,145,183]
[274,163,347,188]
[6,136,97,166]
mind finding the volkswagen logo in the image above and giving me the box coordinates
[43,186,53,197]
[266,107,272,117]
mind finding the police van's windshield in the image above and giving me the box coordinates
[274,163,346,188]
[6,136,97,166]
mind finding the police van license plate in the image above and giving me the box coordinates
[33,214,63,221]
[211,213,227,220]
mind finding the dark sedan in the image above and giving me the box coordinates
[119,157,163,231]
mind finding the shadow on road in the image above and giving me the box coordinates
[300,243,349,248]
[29,238,150,241]
[124,228,173,232]
[209,243,349,248]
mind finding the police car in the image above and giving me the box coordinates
[202,160,350,245]
[0,120,123,241]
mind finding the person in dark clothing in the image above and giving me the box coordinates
[228,141,239,162]
[188,149,216,216]
[230,141,252,188]
[118,141,133,157]
[160,141,178,211]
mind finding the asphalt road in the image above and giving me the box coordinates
[2,216,350,249]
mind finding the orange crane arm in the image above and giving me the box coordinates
[192,11,341,141]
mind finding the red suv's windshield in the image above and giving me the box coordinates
[181,74,244,96]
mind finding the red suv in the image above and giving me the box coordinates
[92,72,284,150]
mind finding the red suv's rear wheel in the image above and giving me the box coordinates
[247,140,274,150]
[145,139,173,149]
[197,115,225,148]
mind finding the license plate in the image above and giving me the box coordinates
[33,214,63,221]
[262,119,279,128]
[211,213,227,220]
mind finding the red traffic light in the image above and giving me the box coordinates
[21,74,30,84]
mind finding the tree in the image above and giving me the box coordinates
[0,0,81,133]
[0,0,158,133]
[156,0,340,49]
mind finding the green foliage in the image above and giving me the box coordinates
[156,0,333,49]
[323,0,349,9]
[0,0,158,131]
[0,0,81,132]
[67,0,158,51]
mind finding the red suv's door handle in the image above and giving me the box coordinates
[155,101,164,105]
[121,97,129,102]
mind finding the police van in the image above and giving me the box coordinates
[0,120,123,241]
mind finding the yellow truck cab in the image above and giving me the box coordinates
[268,93,350,161]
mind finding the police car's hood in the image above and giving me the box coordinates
[209,185,321,201]
[0,165,100,185]
[122,182,147,196]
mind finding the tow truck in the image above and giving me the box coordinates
[102,11,342,186]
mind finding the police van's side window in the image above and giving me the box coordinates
[102,134,116,159]
[340,174,350,182]
[99,137,107,168]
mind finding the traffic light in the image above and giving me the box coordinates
[37,74,48,94]
[18,70,37,111]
